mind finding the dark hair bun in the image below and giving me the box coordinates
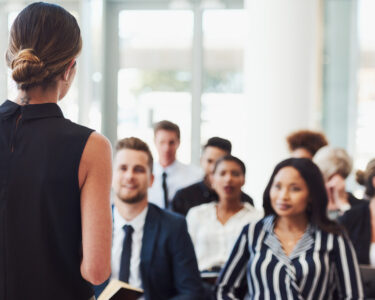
[355,169,366,185]
[11,48,50,89]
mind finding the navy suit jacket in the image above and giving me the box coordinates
[94,203,203,300]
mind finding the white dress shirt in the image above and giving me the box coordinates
[148,160,202,208]
[112,206,148,291]
[186,202,263,271]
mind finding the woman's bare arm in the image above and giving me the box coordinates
[79,132,113,285]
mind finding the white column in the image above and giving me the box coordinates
[243,0,322,207]
[0,5,9,103]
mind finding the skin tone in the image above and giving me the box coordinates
[13,60,113,285]
[291,148,313,159]
[270,166,310,256]
[325,174,350,211]
[211,160,245,225]
[154,129,180,168]
[200,146,228,187]
[113,149,154,222]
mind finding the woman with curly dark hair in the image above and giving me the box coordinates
[286,129,328,159]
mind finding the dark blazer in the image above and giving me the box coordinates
[172,180,254,216]
[339,202,371,265]
[94,203,204,300]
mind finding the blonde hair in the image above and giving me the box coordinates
[313,146,352,180]
[6,3,82,90]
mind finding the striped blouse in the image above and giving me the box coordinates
[216,215,363,300]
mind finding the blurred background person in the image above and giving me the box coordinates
[216,158,363,299]
[148,120,202,209]
[286,129,328,159]
[0,3,112,300]
[339,158,375,265]
[172,137,253,216]
[313,146,362,219]
[186,155,261,273]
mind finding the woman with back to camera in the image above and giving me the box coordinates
[0,3,112,300]
[339,158,375,265]
[216,158,363,299]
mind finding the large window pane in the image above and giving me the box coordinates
[201,9,246,157]
[118,10,193,163]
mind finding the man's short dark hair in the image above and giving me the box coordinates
[203,137,232,154]
[153,120,180,140]
[116,137,154,172]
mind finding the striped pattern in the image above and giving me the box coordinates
[216,216,364,300]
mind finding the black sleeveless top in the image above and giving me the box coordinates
[0,100,94,300]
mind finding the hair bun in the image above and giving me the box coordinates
[11,48,50,88]
[355,169,366,185]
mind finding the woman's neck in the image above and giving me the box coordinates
[216,196,243,225]
[15,86,59,105]
[275,214,308,233]
[217,195,243,212]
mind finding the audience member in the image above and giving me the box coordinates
[94,137,203,300]
[186,155,262,272]
[313,146,362,219]
[216,158,363,299]
[286,129,328,159]
[339,158,375,265]
[172,137,254,216]
[148,120,202,209]
[1,3,112,299]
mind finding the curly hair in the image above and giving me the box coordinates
[286,130,328,157]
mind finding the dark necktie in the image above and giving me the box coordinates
[119,224,134,283]
[162,172,169,209]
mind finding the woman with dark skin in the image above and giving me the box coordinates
[216,158,363,299]
[1,3,112,299]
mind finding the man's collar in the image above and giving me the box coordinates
[0,100,63,120]
[113,204,148,233]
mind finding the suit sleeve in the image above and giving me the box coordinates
[333,233,364,300]
[171,189,188,216]
[216,224,250,300]
[169,218,204,300]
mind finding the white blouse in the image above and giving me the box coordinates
[186,202,263,271]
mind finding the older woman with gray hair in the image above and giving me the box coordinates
[313,146,362,219]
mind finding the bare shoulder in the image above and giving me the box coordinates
[79,132,112,188]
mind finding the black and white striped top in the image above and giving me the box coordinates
[216,215,363,300]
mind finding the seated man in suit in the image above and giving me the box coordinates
[172,137,254,216]
[94,137,203,300]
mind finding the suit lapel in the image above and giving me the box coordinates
[141,203,160,264]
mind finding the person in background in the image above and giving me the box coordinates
[172,137,254,216]
[313,146,362,219]
[186,155,261,272]
[216,158,363,299]
[339,158,375,265]
[148,120,202,209]
[95,137,203,300]
[0,3,112,300]
[286,129,328,159]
